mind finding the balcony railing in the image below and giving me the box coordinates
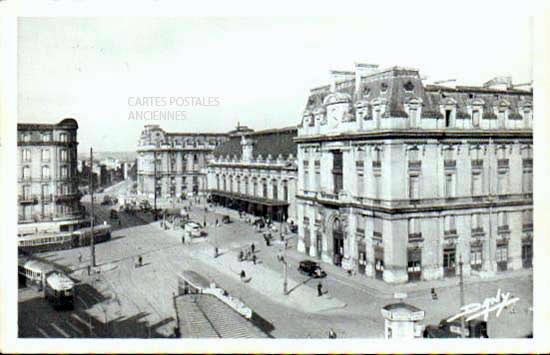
[523,159,533,169]
[408,233,423,242]
[55,192,81,202]
[522,223,533,232]
[497,159,509,169]
[18,195,38,204]
[444,229,458,237]
[408,161,421,171]
[372,161,381,169]
[444,160,456,169]
[497,225,510,233]
[319,191,339,200]
[471,159,484,169]
[472,227,485,236]
[373,231,383,240]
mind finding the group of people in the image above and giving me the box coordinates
[238,243,258,264]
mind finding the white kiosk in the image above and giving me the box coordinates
[381,302,425,339]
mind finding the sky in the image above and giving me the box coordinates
[18,16,533,152]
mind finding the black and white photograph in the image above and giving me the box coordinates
[1,5,549,354]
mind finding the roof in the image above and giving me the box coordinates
[179,270,211,290]
[303,66,533,123]
[175,294,269,338]
[18,118,79,131]
[46,272,74,291]
[213,126,298,159]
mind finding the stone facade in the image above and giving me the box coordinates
[17,118,85,235]
[207,126,298,222]
[136,125,228,199]
[296,65,533,283]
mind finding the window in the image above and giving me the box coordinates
[445,110,452,127]
[409,175,419,200]
[472,213,483,233]
[373,218,382,239]
[408,218,421,240]
[216,174,220,190]
[23,149,31,162]
[472,110,480,127]
[332,151,343,194]
[23,133,31,142]
[60,149,68,162]
[497,172,507,195]
[471,245,482,270]
[522,210,533,231]
[283,180,288,201]
[472,172,482,196]
[262,179,267,198]
[409,108,418,127]
[59,133,67,142]
[41,166,50,179]
[373,147,382,168]
[42,133,50,142]
[374,174,381,199]
[41,149,50,161]
[61,166,68,179]
[303,160,309,191]
[272,180,278,200]
[41,185,49,197]
[496,244,508,263]
[253,179,258,196]
[223,176,227,191]
[444,215,456,235]
[444,173,455,198]
[314,160,321,190]
[356,161,364,197]
[244,177,249,195]
[23,185,31,199]
[236,177,241,194]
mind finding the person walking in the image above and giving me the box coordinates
[328,328,337,339]
[78,253,82,263]
[252,254,257,265]
[251,243,255,254]
[317,282,323,297]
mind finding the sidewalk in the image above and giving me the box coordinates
[193,204,533,300]
[157,221,347,314]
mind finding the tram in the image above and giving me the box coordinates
[44,271,75,310]
[18,256,75,309]
[18,224,112,253]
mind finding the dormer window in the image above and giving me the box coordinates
[404,81,414,92]
[380,82,388,93]
[472,110,481,127]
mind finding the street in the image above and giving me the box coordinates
[18,182,533,338]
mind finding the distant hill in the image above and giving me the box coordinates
[77,151,138,162]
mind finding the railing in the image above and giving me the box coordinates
[523,159,533,169]
[55,193,81,202]
[522,223,533,232]
[472,227,485,236]
[497,159,509,169]
[408,161,421,171]
[408,233,423,242]
[497,225,510,233]
[444,160,456,169]
[472,159,483,169]
[373,231,383,240]
[18,195,38,203]
[319,191,339,200]
[372,161,382,169]
[444,230,458,237]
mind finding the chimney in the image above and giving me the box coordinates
[330,70,355,92]
[241,135,254,162]
[354,63,379,93]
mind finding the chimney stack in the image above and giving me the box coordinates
[354,63,379,94]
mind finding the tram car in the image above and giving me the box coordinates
[18,224,112,253]
[18,256,54,288]
[44,271,75,310]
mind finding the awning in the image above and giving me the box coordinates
[209,190,289,207]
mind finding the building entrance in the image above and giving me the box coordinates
[332,218,344,266]
[443,247,456,277]
[374,246,384,280]
[407,247,422,282]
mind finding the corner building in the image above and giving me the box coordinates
[137,125,229,199]
[17,118,85,235]
[295,65,533,283]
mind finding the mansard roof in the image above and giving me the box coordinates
[213,126,298,159]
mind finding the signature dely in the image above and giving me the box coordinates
[447,289,520,322]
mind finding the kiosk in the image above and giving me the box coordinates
[381,302,425,339]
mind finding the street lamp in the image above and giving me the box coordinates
[459,254,465,338]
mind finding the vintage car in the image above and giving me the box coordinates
[297,260,327,278]
[423,318,488,338]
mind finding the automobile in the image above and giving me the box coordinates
[297,260,327,278]
[221,215,231,224]
[423,318,488,338]
[184,222,203,238]
[110,209,119,220]
[253,218,265,228]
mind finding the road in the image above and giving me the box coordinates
[18,182,533,338]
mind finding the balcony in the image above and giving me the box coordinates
[444,230,458,238]
[319,191,339,200]
[471,159,484,169]
[523,159,533,169]
[522,223,533,232]
[444,160,456,169]
[472,227,485,237]
[55,192,81,202]
[408,161,421,171]
[372,161,381,169]
[18,195,38,204]
[497,159,509,169]
[408,233,423,242]
[497,225,510,234]
[373,231,383,240]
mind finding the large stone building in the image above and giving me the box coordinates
[295,64,533,283]
[17,118,85,235]
[137,125,229,199]
[207,125,298,222]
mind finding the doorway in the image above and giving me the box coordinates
[407,247,422,282]
[374,246,384,280]
[443,247,456,277]
[332,219,344,266]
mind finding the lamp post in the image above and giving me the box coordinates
[459,254,465,338]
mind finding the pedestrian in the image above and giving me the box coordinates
[328,328,337,339]
[78,253,82,263]
[182,235,185,244]
[252,254,257,265]
[87,264,91,276]
[284,240,288,250]
[216,219,219,227]
[240,270,246,279]
[214,247,219,258]
[317,282,323,297]
[251,243,255,254]
[138,255,143,267]
[238,250,244,262]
